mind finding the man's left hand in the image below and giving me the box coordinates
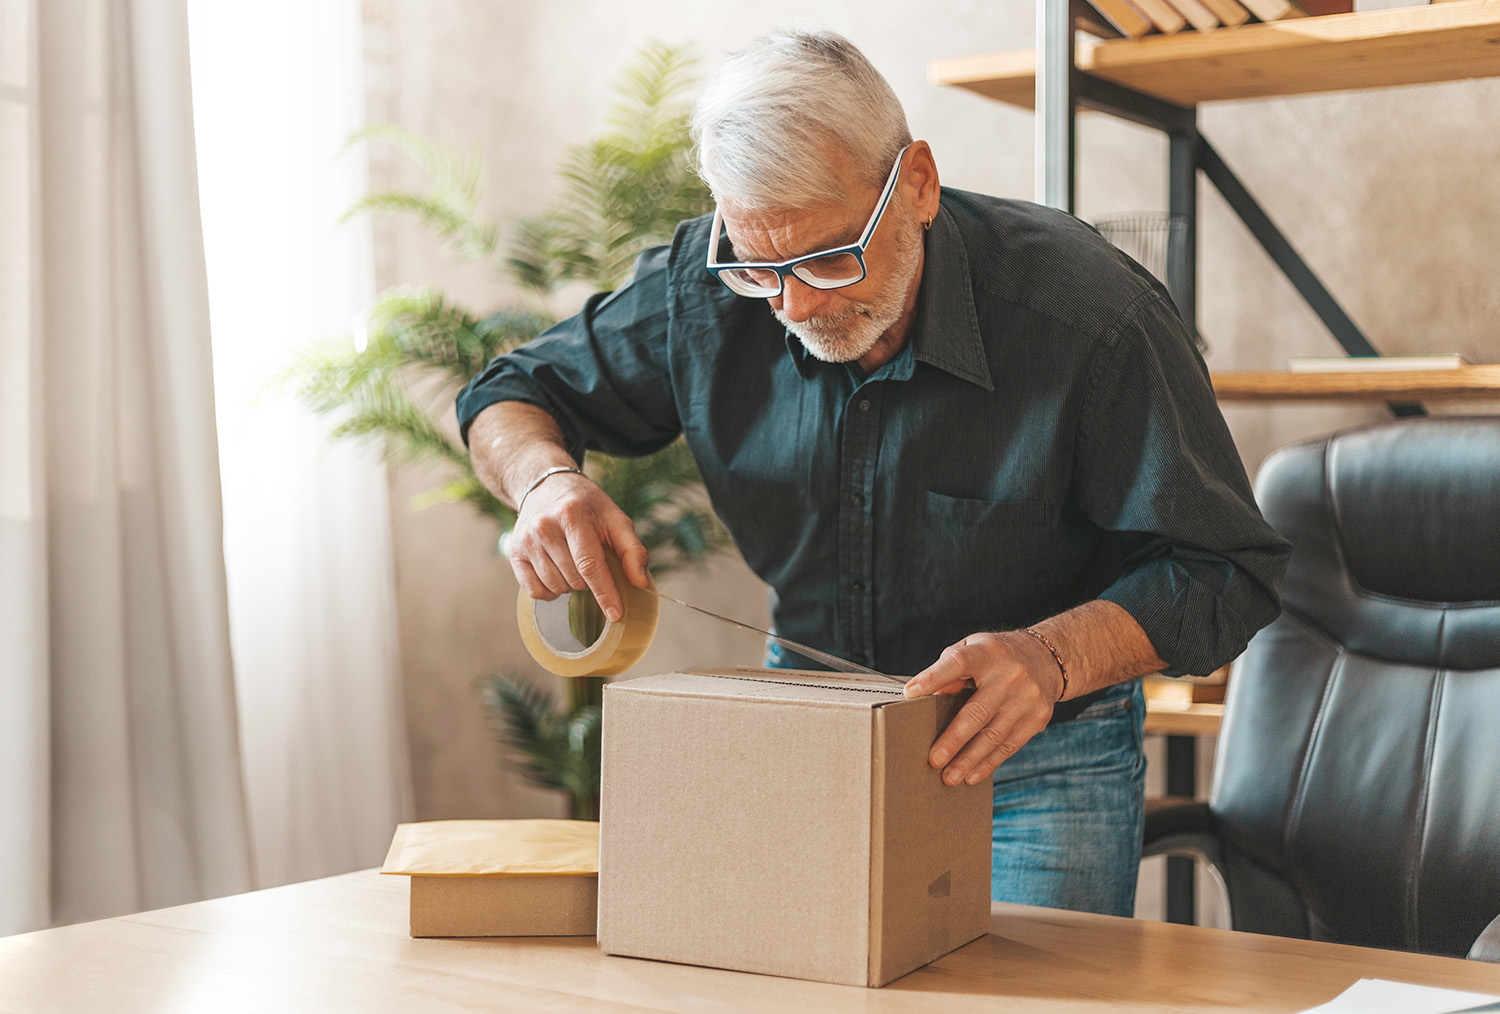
[903,631,1066,787]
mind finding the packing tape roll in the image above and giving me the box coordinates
[516,550,659,677]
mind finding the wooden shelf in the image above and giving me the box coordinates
[1211,364,1500,401]
[930,0,1500,108]
[1144,675,1226,736]
[1144,700,1224,737]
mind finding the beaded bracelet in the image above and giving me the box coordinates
[1022,627,1069,702]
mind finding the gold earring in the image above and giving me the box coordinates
[923,218,932,231]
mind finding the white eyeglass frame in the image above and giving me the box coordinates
[705,144,912,298]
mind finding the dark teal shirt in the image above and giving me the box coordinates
[457,188,1289,683]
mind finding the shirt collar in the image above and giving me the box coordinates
[908,203,993,391]
[778,200,992,391]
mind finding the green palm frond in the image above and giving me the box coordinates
[504,217,569,296]
[474,306,557,354]
[365,287,549,384]
[479,675,570,790]
[607,40,700,133]
[556,706,603,804]
[278,333,454,460]
[479,675,602,817]
[274,287,525,411]
[274,285,550,525]
[507,40,714,296]
[327,379,466,468]
[343,124,499,261]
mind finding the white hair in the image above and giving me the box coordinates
[691,27,913,211]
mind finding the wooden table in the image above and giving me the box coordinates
[3,870,1499,1013]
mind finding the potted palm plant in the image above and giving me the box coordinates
[282,41,726,820]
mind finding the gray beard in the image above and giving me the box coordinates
[776,303,893,364]
[774,214,923,365]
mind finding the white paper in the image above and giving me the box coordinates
[1300,978,1500,1014]
[1285,354,1466,374]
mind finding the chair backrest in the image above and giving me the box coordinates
[1210,416,1500,956]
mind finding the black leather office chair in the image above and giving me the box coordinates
[1144,416,1500,961]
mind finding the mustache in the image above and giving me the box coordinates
[774,304,872,333]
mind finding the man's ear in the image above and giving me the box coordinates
[902,141,941,224]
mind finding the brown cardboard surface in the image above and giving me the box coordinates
[868,699,994,984]
[408,875,597,937]
[597,668,991,988]
[625,667,907,706]
[382,819,600,938]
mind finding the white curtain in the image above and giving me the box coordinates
[0,0,254,933]
[186,0,412,888]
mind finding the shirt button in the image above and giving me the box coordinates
[850,580,865,593]
[850,493,865,507]
[858,398,871,412]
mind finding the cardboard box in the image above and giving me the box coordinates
[597,668,992,987]
[382,819,598,937]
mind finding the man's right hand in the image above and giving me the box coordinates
[468,402,652,620]
[468,401,651,618]
[506,469,650,623]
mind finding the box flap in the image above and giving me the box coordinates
[611,667,905,709]
[381,819,599,878]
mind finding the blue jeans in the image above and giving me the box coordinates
[990,678,1146,916]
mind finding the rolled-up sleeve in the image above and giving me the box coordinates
[455,244,681,459]
[1080,290,1291,677]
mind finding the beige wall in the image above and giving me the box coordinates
[364,1,1500,821]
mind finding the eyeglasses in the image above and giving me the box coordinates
[705,144,911,299]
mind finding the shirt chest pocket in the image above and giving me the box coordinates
[914,491,1057,616]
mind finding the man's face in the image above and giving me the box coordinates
[718,157,924,366]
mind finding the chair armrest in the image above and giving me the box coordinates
[1143,797,1223,871]
[1143,798,1233,926]
[1145,797,1213,844]
[1469,913,1500,963]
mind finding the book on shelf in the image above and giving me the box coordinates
[1082,0,1154,37]
[1075,9,1127,38]
[1292,0,1353,14]
[1199,0,1252,26]
[1130,0,1190,32]
[1238,0,1308,20]
[1165,0,1222,30]
[1285,354,1469,373]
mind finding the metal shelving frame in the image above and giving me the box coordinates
[1035,0,1424,418]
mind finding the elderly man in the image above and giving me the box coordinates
[457,28,1289,916]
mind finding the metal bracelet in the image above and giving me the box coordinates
[1022,626,1069,702]
[515,465,585,516]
